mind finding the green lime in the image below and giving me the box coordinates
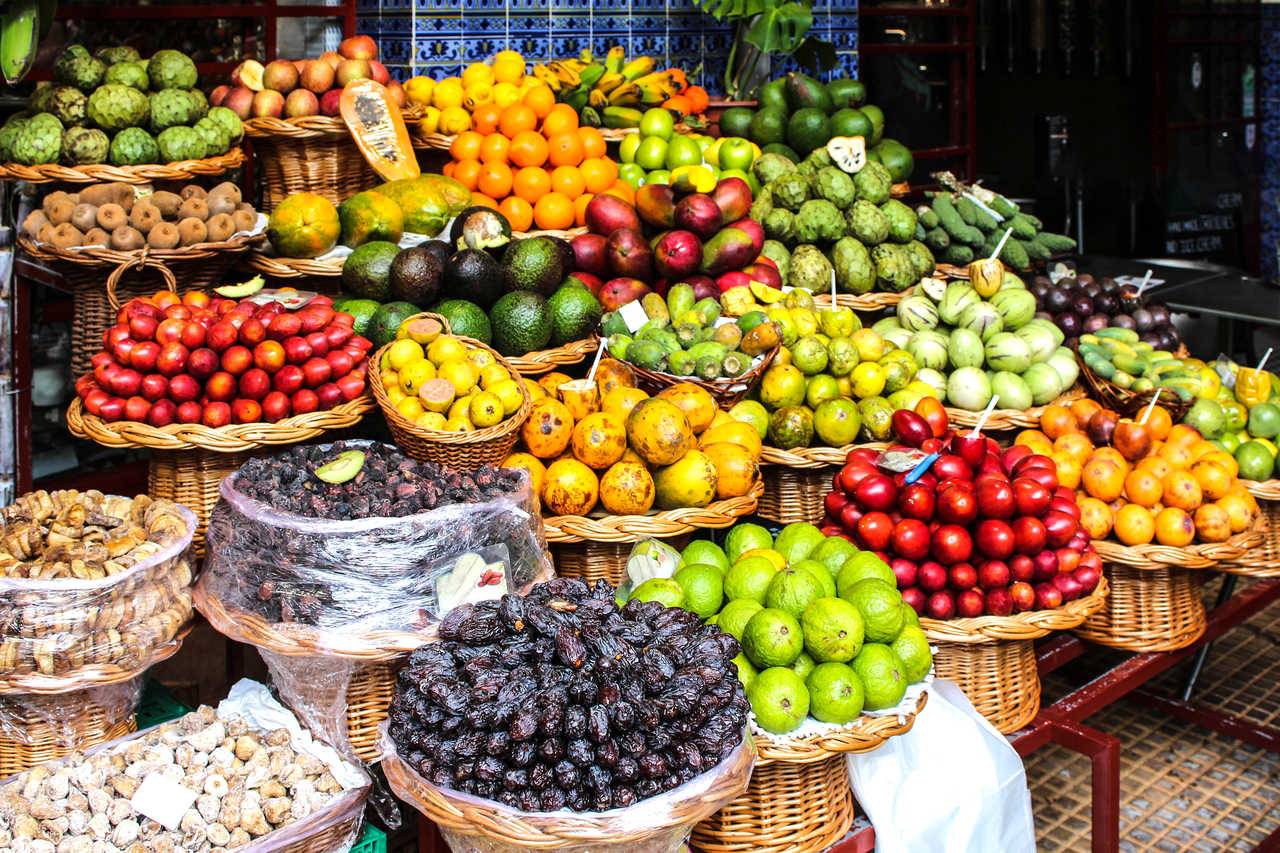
[628,578,685,609]
[673,564,724,618]
[837,552,896,597]
[810,537,859,579]
[791,336,830,375]
[1236,440,1276,481]
[1247,402,1280,439]
[842,579,905,643]
[891,625,933,683]
[723,556,779,604]
[748,666,809,734]
[732,652,758,692]
[764,567,823,619]
[792,558,836,598]
[725,523,774,562]
[682,539,730,573]
[742,608,804,668]
[718,599,764,642]
[786,107,831,156]
[852,643,907,710]
[826,78,867,109]
[772,521,826,564]
[787,650,816,680]
[806,662,865,724]
[805,374,840,409]
[801,597,865,662]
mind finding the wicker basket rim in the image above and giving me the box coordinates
[753,690,927,763]
[919,575,1110,643]
[0,148,246,184]
[0,623,192,695]
[244,107,423,139]
[811,290,906,310]
[504,336,599,373]
[542,478,764,543]
[1241,478,1280,500]
[1091,514,1267,570]
[18,231,263,266]
[759,441,889,469]
[945,386,1086,430]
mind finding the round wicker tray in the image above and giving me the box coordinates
[542,478,763,543]
[811,291,906,312]
[608,346,777,408]
[1213,502,1280,578]
[946,386,1085,431]
[1090,515,1266,571]
[0,148,246,184]
[66,393,374,453]
[752,690,927,765]
[506,336,598,376]
[1242,478,1280,501]
[19,231,263,272]
[0,624,192,696]
[919,576,1110,644]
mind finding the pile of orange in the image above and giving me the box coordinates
[1015,398,1259,548]
[441,94,631,232]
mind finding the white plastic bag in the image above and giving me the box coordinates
[846,680,1035,853]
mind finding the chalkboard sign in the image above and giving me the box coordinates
[1161,190,1247,266]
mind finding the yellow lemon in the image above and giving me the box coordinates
[439,360,480,395]
[386,386,407,405]
[479,362,511,389]
[404,76,435,106]
[467,348,497,370]
[463,83,493,111]
[850,328,884,362]
[396,396,425,420]
[398,360,437,395]
[426,335,467,366]
[386,339,424,370]
[491,379,525,415]
[492,50,526,84]
[432,77,464,109]
[850,361,886,399]
[438,106,472,134]
[444,417,475,432]
[461,62,494,89]
[491,81,521,108]
[448,395,473,421]
[418,106,442,135]
[470,390,505,427]
[415,411,448,430]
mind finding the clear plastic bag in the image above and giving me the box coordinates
[0,493,197,681]
[0,674,142,746]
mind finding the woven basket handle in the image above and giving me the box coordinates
[420,312,452,335]
[106,253,177,311]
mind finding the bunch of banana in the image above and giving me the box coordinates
[533,46,676,128]
[1,0,54,84]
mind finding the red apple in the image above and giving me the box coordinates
[896,483,936,521]
[1073,565,1101,594]
[1032,550,1059,582]
[1013,478,1052,517]
[232,398,262,424]
[272,364,305,395]
[325,348,355,378]
[1009,581,1036,612]
[857,512,894,551]
[260,390,291,422]
[902,587,926,614]
[188,347,219,381]
[207,320,238,352]
[975,519,1015,560]
[838,459,877,494]
[108,368,142,397]
[824,490,849,518]
[947,562,977,590]
[1052,572,1083,602]
[180,321,207,349]
[890,519,931,561]
[176,401,202,423]
[975,478,1015,520]
[339,34,377,60]
[83,389,109,415]
[932,454,973,482]
[839,503,864,533]
[956,589,985,618]
[890,558,918,589]
[155,342,189,377]
[305,331,331,357]
[931,524,973,565]
[302,357,332,388]
[128,313,157,340]
[320,88,343,116]
[147,399,177,427]
[155,317,185,345]
[336,373,365,401]
[925,591,956,620]
[98,396,125,421]
[984,588,1014,616]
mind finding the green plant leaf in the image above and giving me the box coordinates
[743,1,814,57]
[793,37,837,74]
[691,0,765,22]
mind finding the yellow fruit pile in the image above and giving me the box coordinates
[504,366,763,517]
[405,51,552,136]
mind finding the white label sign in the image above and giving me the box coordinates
[618,299,650,333]
[131,773,198,831]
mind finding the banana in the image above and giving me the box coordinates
[1,0,40,85]
[579,63,606,89]
[580,106,602,128]
[560,58,587,74]
[547,61,580,87]
[634,71,675,105]
[579,48,595,63]
[602,106,644,128]
[593,72,626,95]
[604,46,626,75]
[588,88,609,110]
[608,82,642,106]
[620,56,655,81]
[532,64,562,92]
[561,86,589,113]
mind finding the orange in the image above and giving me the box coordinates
[1194,504,1231,542]
[512,166,552,203]
[1077,496,1114,539]
[550,165,585,199]
[469,192,498,208]
[1165,424,1202,449]
[541,458,599,516]
[1157,443,1192,470]
[1161,470,1203,511]
[479,132,510,164]
[1124,469,1163,507]
[1069,397,1103,429]
[570,412,627,470]
[1040,404,1078,440]
[1136,455,1172,480]
[1191,460,1232,501]
[1054,432,1095,465]
[449,130,483,161]
[501,452,546,496]
[1200,450,1238,477]
[499,104,537,137]
[541,103,579,136]
[577,126,606,159]
[1052,454,1081,490]
[573,193,593,226]
[521,83,556,119]
[451,158,482,190]
[546,132,585,167]
[603,180,634,205]
[1154,507,1196,546]
[532,191,574,230]
[476,161,514,200]
[498,196,533,232]
[579,157,618,194]
[1142,405,1172,440]
[521,397,573,458]
[1217,493,1255,533]
[1081,454,1125,502]
[662,94,693,116]
[471,103,503,135]
[684,85,709,113]
[508,130,549,168]
[1114,504,1155,546]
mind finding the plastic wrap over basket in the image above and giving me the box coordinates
[0,674,141,747]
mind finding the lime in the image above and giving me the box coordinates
[810,537,859,579]
[787,651,816,680]
[852,643,907,711]
[773,522,826,564]
[792,558,836,598]
[1236,440,1276,481]
[673,564,724,618]
[1248,402,1280,439]
[628,577,685,609]
[723,556,779,604]
[791,336,829,375]
[732,652,758,692]
[806,662,865,724]
[801,597,865,662]
[843,579,905,644]
[764,567,823,619]
[725,523,774,562]
[718,599,764,642]
[639,107,675,140]
[728,400,771,440]
[837,552,896,597]
[618,132,641,164]
[890,625,933,683]
[748,667,809,734]
[682,540,730,573]
[805,375,840,409]
[757,79,787,111]
[742,608,804,668]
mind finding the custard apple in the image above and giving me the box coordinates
[49,87,87,127]
[51,45,89,83]
[103,61,149,91]
[149,89,191,132]
[87,85,150,132]
[205,107,243,145]
[56,55,106,94]
[12,114,63,165]
[108,127,159,166]
[61,127,110,165]
[148,50,197,91]
[186,89,208,122]
[157,126,206,162]
[193,118,230,157]
[0,117,29,161]
[29,83,55,114]
[95,45,141,65]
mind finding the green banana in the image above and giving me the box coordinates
[620,56,655,81]
[561,86,589,113]
[579,106,602,128]
[604,46,626,74]
[578,63,606,89]
[602,106,643,128]
[1,0,40,85]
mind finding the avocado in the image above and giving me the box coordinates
[546,284,603,346]
[367,301,421,348]
[786,107,831,157]
[784,72,833,114]
[501,236,565,297]
[861,104,885,144]
[826,78,866,109]
[389,246,442,306]
[340,241,399,301]
[757,78,787,111]
[421,239,452,268]
[442,248,504,309]
[872,138,914,182]
[761,142,801,163]
[335,298,381,337]
[431,298,492,344]
[546,236,576,274]
[748,107,787,147]
[489,290,552,356]
[448,206,512,254]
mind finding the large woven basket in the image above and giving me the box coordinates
[1074,565,1206,652]
[506,336,599,376]
[1076,344,1194,421]
[919,577,1109,733]
[551,536,691,588]
[369,313,531,469]
[1090,515,1266,571]
[244,116,378,208]
[1242,478,1280,502]
[756,466,832,526]
[606,346,777,408]
[811,290,906,312]
[0,148,245,184]
[0,679,143,776]
[1214,502,1280,577]
[945,386,1086,431]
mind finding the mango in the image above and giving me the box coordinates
[653,449,718,509]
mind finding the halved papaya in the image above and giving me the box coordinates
[340,79,419,183]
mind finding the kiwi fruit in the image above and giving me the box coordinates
[176,197,209,221]
[205,193,236,217]
[70,203,98,233]
[49,223,84,249]
[231,209,257,234]
[76,185,114,207]
[129,201,161,235]
[209,181,242,204]
[179,185,207,200]
[109,226,145,251]
[150,191,182,218]
[147,221,180,249]
[205,212,235,243]
[42,191,73,214]
[109,182,135,211]
[45,198,75,225]
[96,203,127,231]
[36,222,54,242]
[236,201,256,214]
[83,227,111,247]
[177,217,208,246]
[22,210,48,238]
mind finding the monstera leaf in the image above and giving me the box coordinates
[693,0,834,99]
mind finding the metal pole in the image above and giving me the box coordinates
[1181,574,1237,700]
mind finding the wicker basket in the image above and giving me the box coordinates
[752,691,927,763]
[1090,515,1266,571]
[415,125,640,151]
[756,466,832,526]
[243,116,380,208]
[245,251,344,281]
[551,536,691,587]
[1214,501,1280,577]
[0,701,136,777]
[369,313,531,469]
[1242,478,1280,502]
[148,448,261,556]
[604,348,777,408]
[0,148,245,184]
[1076,345,1194,421]
[945,386,1086,431]
[811,291,906,312]
[507,336,599,376]
[1074,564,1206,651]
[543,479,764,545]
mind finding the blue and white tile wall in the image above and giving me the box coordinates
[1261,2,1280,279]
[356,0,859,96]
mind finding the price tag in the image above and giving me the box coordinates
[131,773,198,831]
[618,299,650,333]
[246,288,320,309]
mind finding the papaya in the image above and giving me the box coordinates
[652,450,718,509]
[700,442,760,499]
[598,460,656,515]
[600,386,649,422]
[626,398,693,466]
[698,420,763,461]
[338,190,404,248]
[340,79,419,182]
[594,358,636,397]
[266,192,339,258]
[570,412,627,470]
[656,382,717,434]
[374,175,467,237]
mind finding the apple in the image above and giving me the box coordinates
[302,357,332,388]
[251,89,286,119]
[123,395,151,422]
[181,321,207,349]
[1056,548,1081,574]
[891,519,931,561]
[209,84,230,106]
[232,59,265,91]
[854,473,898,512]
[155,317,185,345]
[238,368,271,401]
[1009,581,1036,612]
[175,401,202,424]
[83,389,109,415]
[947,562,977,590]
[206,320,238,352]
[984,588,1014,617]
[1073,565,1101,594]
[98,396,125,421]
[300,58,336,94]
[975,519,1014,560]
[1013,478,1052,517]
[339,34,377,60]
[221,345,253,376]
[1009,554,1035,583]
[951,433,988,468]
[977,559,1011,590]
[925,591,956,620]
[283,336,313,365]
[932,454,973,482]
[1011,516,1048,555]
[262,59,300,93]
[261,391,291,422]
[273,364,305,395]
[1034,582,1064,610]
[915,561,947,593]
[890,558,918,589]
[896,483,935,521]
[336,58,372,87]
[320,89,343,117]
[155,342,189,378]
[931,524,973,566]
[325,348,355,377]
[1032,549,1059,582]
[956,589,985,618]
[238,318,267,348]
[824,490,849,518]
[128,313,158,340]
[1051,572,1083,602]
[857,512,894,551]
[187,348,219,381]
[936,485,979,525]
[1042,511,1077,548]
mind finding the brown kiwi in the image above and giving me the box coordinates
[49,223,84,249]
[177,217,208,246]
[96,203,127,231]
[42,190,72,214]
[150,191,182,218]
[147,221,180,249]
[205,193,236,217]
[204,212,235,243]
[236,201,256,214]
[231,209,257,234]
[70,203,98,233]
[36,222,55,243]
[209,181,242,204]
[179,185,207,200]
[129,202,162,235]
[76,185,116,207]
[22,210,48,238]
[108,182,135,212]
[176,197,209,221]
[45,198,75,225]
[110,226,145,251]
[83,227,111,247]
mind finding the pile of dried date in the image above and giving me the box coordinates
[388,578,748,813]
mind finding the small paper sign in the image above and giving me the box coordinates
[618,299,650,333]
[436,552,508,613]
[131,773,198,831]
[246,288,320,309]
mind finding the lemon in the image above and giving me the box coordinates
[396,397,425,419]
[404,76,435,106]
[467,348,497,370]
[740,548,787,572]
[479,362,510,389]
[432,77,464,109]
[470,391,505,427]
[491,379,525,415]
[463,83,493,110]
[379,368,398,390]
[444,416,475,432]
[448,395,473,420]
[492,50,525,84]
[523,377,546,399]
[439,360,480,395]
[750,281,785,304]
[386,386,407,405]
[418,106,442,135]
[398,360,437,395]
[387,339,424,370]
[415,411,448,430]
[851,362,886,399]
[462,62,494,89]
[486,81,518,109]
[850,329,884,362]
[438,106,472,134]
[427,336,467,366]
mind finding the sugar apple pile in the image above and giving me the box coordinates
[0,44,243,167]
